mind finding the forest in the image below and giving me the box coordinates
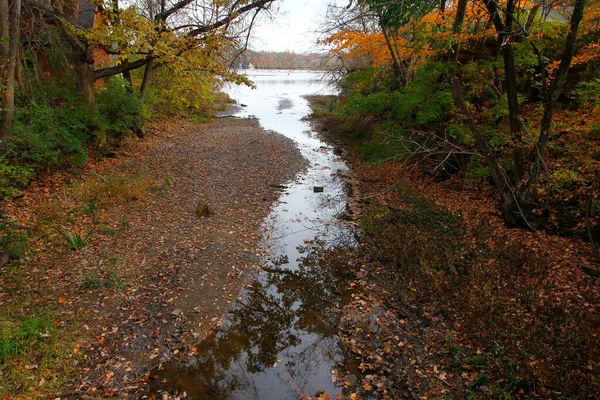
[1,0,600,398]
[306,0,600,397]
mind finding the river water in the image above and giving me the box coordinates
[154,70,356,399]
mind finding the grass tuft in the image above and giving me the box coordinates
[79,269,125,290]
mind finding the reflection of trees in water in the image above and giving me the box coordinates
[153,239,356,398]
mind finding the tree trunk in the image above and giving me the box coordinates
[0,0,22,138]
[451,76,520,222]
[452,0,467,34]
[447,0,467,62]
[450,0,523,224]
[74,49,96,105]
[122,68,134,93]
[483,0,524,183]
[140,57,154,100]
[381,26,405,86]
[524,4,541,33]
[534,0,587,161]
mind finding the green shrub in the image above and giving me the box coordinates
[339,67,383,96]
[97,78,148,134]
[3,102,89,167]
[391,62,453,127]
[0,157,34,200]
[343,91,394,118]
[0,218,28,259]
[574,78,600,110]
[56,226,94,250]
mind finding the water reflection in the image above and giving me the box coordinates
[151,71,355,399]
[153,241,354,399]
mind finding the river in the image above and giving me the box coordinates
[152,70,356,399]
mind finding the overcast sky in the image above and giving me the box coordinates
[250,0,333,53]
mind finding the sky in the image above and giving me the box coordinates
[249,0,334,53]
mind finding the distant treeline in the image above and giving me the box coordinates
[232,50,341,70]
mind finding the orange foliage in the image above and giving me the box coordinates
[571,1,600,67]
[323,1,498,73]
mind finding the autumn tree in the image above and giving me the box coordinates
[323,0,599,227]
[26,0,276,105]
[358,0,439,85]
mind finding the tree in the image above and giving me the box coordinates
[323,0,596,227]
[482,0,525,184]
[30,0,276,104]
[361,0,439,85]
[533,0,587,179]
[0,0,22,138]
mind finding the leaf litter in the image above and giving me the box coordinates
[1,117,306,398]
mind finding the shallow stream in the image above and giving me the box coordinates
[154,70,356,399]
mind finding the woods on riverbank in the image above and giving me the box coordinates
[310,93,600,397]
[0,0,276,202]
[304,0,600,397]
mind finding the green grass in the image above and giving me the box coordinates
[0,315,55,361]
[56,226,94,250]
[0,312,77,398]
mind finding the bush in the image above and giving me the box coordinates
[0,78,150,203]
[3,102,90,168]
[97,78,148,134]
[0,218,28,259]
[0,157,34,200]
[144,63,216,117]
[391,62,453,127]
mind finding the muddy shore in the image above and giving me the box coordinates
[1,117,306,398]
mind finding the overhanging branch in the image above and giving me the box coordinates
[93,57,150,80]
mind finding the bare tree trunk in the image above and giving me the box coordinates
[483,0,524,183]
[122,68,134,93]
[447,0,467,62]
[451,76,518,220]
[74,49,96,105]
[452,0,467,34]
[524,4,541,33]
[450,0,522,224]
[381,26,405,86]
[0,0,22,138]
[534,0,587,162]
[140,58,154,100]
[439,0,446,13]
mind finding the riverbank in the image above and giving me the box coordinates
[0,117,305,398]
[307,95,600,399]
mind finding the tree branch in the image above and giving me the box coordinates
[93,57,150,80]
[188,0,274,36]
